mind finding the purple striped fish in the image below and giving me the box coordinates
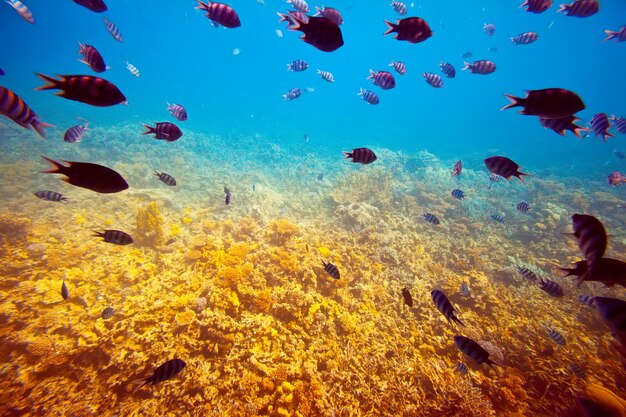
[132,358,186,392]
[287,59,308,72]
[610,115,626,134]
[431,290,464,326]
[483,23,496,36]
[167,103,187,121]
[344,147,377,164]
[501,88,584,119]
[103,17,122,41]
[557,0,599,17]
[390,0,407,15]
[314,6,343,25]
[511,32,538,45]
[0,86,51,138]
[368,70,395,89]
[6,0,34,23]
[64,122,89,143]
[35,73,127,107]
[277,10,308,28]
[539,278,563,297]
[317,69,335,82]
[590,113,613,141]
[93,229,133,245]
[196,0,241,28]
[571,214,607,263]
[322,261,340,279]
[78,42,107,73]
[463,60,496,75]
[287,0,309,13]
[143,122,182,141]
[282,87,301,101]
[35,190,68,202]
[423,72,443,88]
[454,336,499,370]
[73,0,107,13]
[539,115,587,137]
[604,26,626,42]
[389,61,406,75]
[440,62,456,78]
[520,0,552,13]
[358,88,379,105]
[484,156,528,182]
[423,213,440,225]
[155,171,176,186]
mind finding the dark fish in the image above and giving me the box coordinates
[520,0,553,13]
[64,122,89,143]
[287,59,308,72]
[390,0,407,15]
[516,265,538,282]
[103,17,123,42]
[317,173,324,181]
[0,68,4,76]
[461,51,473,59]
[577,295,595,307]
[431,290,464,326]
[559,260,588,278]
[577,258,626,287]
[389,61,406,75]
[358,88,379,105]
[423,213,440,225]
[545,327,566,345]
[384,17,433,44]
[451,160,462,176]
[604,26,626,42]
[440,62,456,78]
[41,156,129,194]
[143,122,182,142]
[61,281,69,300]
[594,296,626,342]
[35,73,126,107]
[590,113,613,142]
[501,88,585,119]
[557,0,599,17]
[614,149,626,160]
[571,214,607,263]
[368,70,396,90]
[459,282,470,297]
[283,87,302,101]
[539,115,587,137]
[224,186,231,205]
[488,46,498,52]
[132,358,186,393]
[322,261,340,279]
[490,213,505,223]
[451,189,465,200]
[483,23,496,36]
[93,229,133,245]
[155,171,176,186]
[511,32,539,45]
[0,86,52,138]
[78,43,107,73]
[344,148,377,164]
[314,6,343,26]
[401,287,413,307]
[277,10,308,28]
[462,60,496,75]
[454,335,499,370]
[101,306,115,319]
[484,156,528,182]
[538,277,564,297]
[285,15,343,52]
[73,0,108,12]
[569,363,586,379]
[35,190,68,202]
[167,103,187,121]
[423,72,443,88]
[516,202,530,213]
[304,134,309,142]
[196,0,241,28]
[456,362,469,374]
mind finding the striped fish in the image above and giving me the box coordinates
[423,72,443,88]
[484,156,527,182]
[287,59,308,72]
[571,214,607,263]
[167,103,187,121]
[423,213,440,225]
[0,86,51,138]
[431,290,464,326]
[440,62,456,78]
[93,229,133,245]
[516,202,530,213]
[569,363,586,379]
[314,6,343,26]
[557,0,599,17]
[389,60,406,75]
[287,0,309,13]
[611,115,626,134]
[538,277,563,297]
[483,23,496,36]
[61,281,69,300]
[368,70,395,90]
[344,148,376,164]
[101,306,115,319]
[358,88,379,105]
[515,265,538,282]
[459,282,470,297]
[488,173,502,189]
[154,171,176,186]
[125,61,140,77]
[5,0,34,23]
[63,122,89,143]
[490,213,505,223]
[317,69,335,82]
[78,42,107,73]
[577,295,595,307]
[456,362,469,374]
[454,335,499,370]
[545,327,566,345]
[132,358,186,393]
[511,32,539,45]
[401,287,413,307]
[322,261,340,279]
[594,296,626,341]
[103,17,123,42]
[590,112,613,142]
[390,0,407,15]
[196,0,241,28]
[451,189,465,200]
[224,186,231,205]
[35,190,68,202]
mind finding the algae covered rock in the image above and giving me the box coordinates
[135,201,165,248]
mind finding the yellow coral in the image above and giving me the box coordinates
[228,290,240,308]
[268,219,301,244]
[169,223,182,237]
[317,246,330,257]
[175,309,196,325]
[135,201,165,247]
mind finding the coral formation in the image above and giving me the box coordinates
[135,201,165,248]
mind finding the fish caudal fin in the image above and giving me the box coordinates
[556,4,569,13]
[383,20,397,36]
[603,30,617,41]
[501,94,524,111]
[31,120,53,139]
[142,124,155,135]
[343,151,353,159]
[34,73,62,91]
[130,377,150,393]
[40,156,67,174]
[195,0,209,12]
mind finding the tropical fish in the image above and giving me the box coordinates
[559,260,588,278]
[390,0,407,15]
[611,116,626,134]
[41,156,128,194]
[61,281,69,300]
[519,0,553,13]
[143,122,183,142]
[461,51,473,59]
[389,61,406,75]
[484,156,528,182]
[590,113,613,141]
[0,86,51,138]
[463,60,496,75]
[314,6,343,25]
[423,72,443,88]
[358,88,379,105]
[35,190,68,202]
[511,32,538,45]
[287,0,309,13]
[282,87,302,101]
[488,173,502,189]
[125,61,140,77]
[539,115,587,137]
[594,297,626,346]
[0,68,4,75]
[577,295,595,307]
[93,229,133,245]
[322,261,340,279]
[576,258,626,287]
[516,202,530,213]
[401,287,413,307]
[490,213,505,223]
[501,88,585,119]
[317,173,324,181]
[277,10,308,28]
[613,149,625,159]
[557,0,599,17]
[456,362,469,374]
[284,15,343,52]
[459,282,470,297]
[35,73,126,107]
[101,306,115,319]
[440,62,456,78]
[167,103,187,121]
[63,122,89,143]
[423,213,440,225]
[483,23,496,36]
[103,17,123,42]
[384,17,432,44]
[224,186,231,205]
[539,277,564,297]
[287,59,308,72]
[608,172,626,186]
[451,160,462,177]
[78,43,108,73]
[604,26,626,42]
[196,1,241,28]
[545,327,566,345]
[451,189,465,200]
[571,214,607,263]
[516,266,538,282]
[368,70,395,90]
[155,171,176,186]
[431,290,464,326]
[454,335,500,370]
[132,358,186,393]
[344,148,377,164]
[73,0,107,12]
[569,363,586,379]
[5,0,34,23]
[317,70,335,82]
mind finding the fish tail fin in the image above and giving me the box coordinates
[41,156,66,174]
[519,0,528,8]
[510,37,515,44]
[34,73,61,91]
[383,20,397,36]
[288,14,304,31]
[603,30,617,41]
[462,61,472,71]
[142,124,155,135]
[515,172,529,183]
[557,4,568,13]
[453,316,465,327]
[31,119,53,139]
[92,230,105,238]
[573,127,588,139]
[501,94,523,111]
[343,151,353,159]
[131,377,149,393]
[367,69,375,79]
[78,41,85,52]
[195,0,209,12]
[276,12,289,23]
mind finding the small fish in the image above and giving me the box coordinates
[154,171,176,186]
[143,122,183,142]
[501,88,585,119]
[314,6,343,26]
[322,260,340,279]
[0,68,4,76]
[459,282,470,297]
[5,0,34,23]
[287,59,308,72]
[488,173,502,189]
[571,214,607,263]
[317,69,335,82]
[167,103,187,121]
[516,202,530,213]
[401,287,413,307]
[41,156,128,194]
[64,122,89,143]
[358,88,379,105]
[614,149,626,160]
[511,32,538,45]
[431,290,464,326]
[577,295,595,307]
[282,87,302,101]
[1,86,52,138]
[232,48,240,55]
[451,189,465,200]
[384,17,432,44]
[456,362,469,374]
[35,73,126,107]
[538,277,564,297]
[196,0,241,28]
[483,23,496,36]
[275,29,283,37]
[103,17,123,42]
[73,0,108,13]
[224,186,231,205]
[451,160,462,177]
[317,173,324,181]
[516,265,538,282]
[557,0,599,17]
[304,87,315,93]
[608,171,626,186]
[101,306,115,319]
[287,0,309,13]
[93,229,134,245]
[463,60,496,75]
[440,62,456,78]
[423,213,440,225]
[488,46,498,52]
[344,148,377,164]
[132,358,186,393]
[389,60,406,75]
[454,336,499,370]
[252,183,256,192]
[304,133,309,142]
[490,213,505,223]
[461,51,473,59]
[590,113,613,142]
[545,327,566,345]
[484,156,528,182]
[423,72,443,88]
[390,0,407,15]
[61,281,69,300]
[539,115,587,137]
[78,43,108,73]
[569,363,586,379]
[604,26,626,42]
[125,61,140,77]
[368,70,396,90]
[35,190,68,202]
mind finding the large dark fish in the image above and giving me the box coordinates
[73,0,108,12]
[594,297,626,346]
[501,88,585,119]
[0,86,51,138]
[322,261,340,279]
[284,15,344,52]
[143,122,182,142]
[484,156,528,182]
[132,358,186,393]
[539,115,587,137]
[196,0,241,28]
[384,17,432,44]
[577,258,626,287]
[344,148,377,164]
[519,0,553,13]
[35,73,126,107]
[61,281,69,299]
[93,229,133,245]
[41,156,129,194]
[454,335,499,370]
[557,0,599,17]
[571,214,607,263]
[431,290,464,326]
[401,287,413,307]
[78,43,107,73]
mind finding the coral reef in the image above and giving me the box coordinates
[135,201,165,248]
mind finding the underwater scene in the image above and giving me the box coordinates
[1,0,626,416]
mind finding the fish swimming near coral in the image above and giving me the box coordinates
[344,148,377,164]
[41,156,129,194]
[167,103,187,121]
[143,122,183,142]
[490,213,505,223]
[132,358,186,393]
[0,86,52,138]
[101,306,114,319]
[61,281,69,300]
[451,189,465,200]
[322,260,340,279]
[35,73,127,107]
[578,258,626,288]
[224,186,231,205]
[569,363,586,379]
[456,362,469,374]
[538,277,564,297]
[431,290,464,326]
[570,214,607,264]
[422,213,440,225]
[459,282,470,297]
[35,190,68,202]
[63,122,89,143]
[454,335,500,371]
[451,160,462,177]
[93,229,133,245]
[484,156,528,182]
[516,265,538,282]
[516,202,530,213]
[594,297,626,346]
[155,171,176,186]
[401,287,413,307]
[544,326,566,345]
[578,295,595,307]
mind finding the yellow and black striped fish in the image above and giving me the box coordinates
[0,86,51,138]
[103,16,122,42]
[6,0,34,24]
